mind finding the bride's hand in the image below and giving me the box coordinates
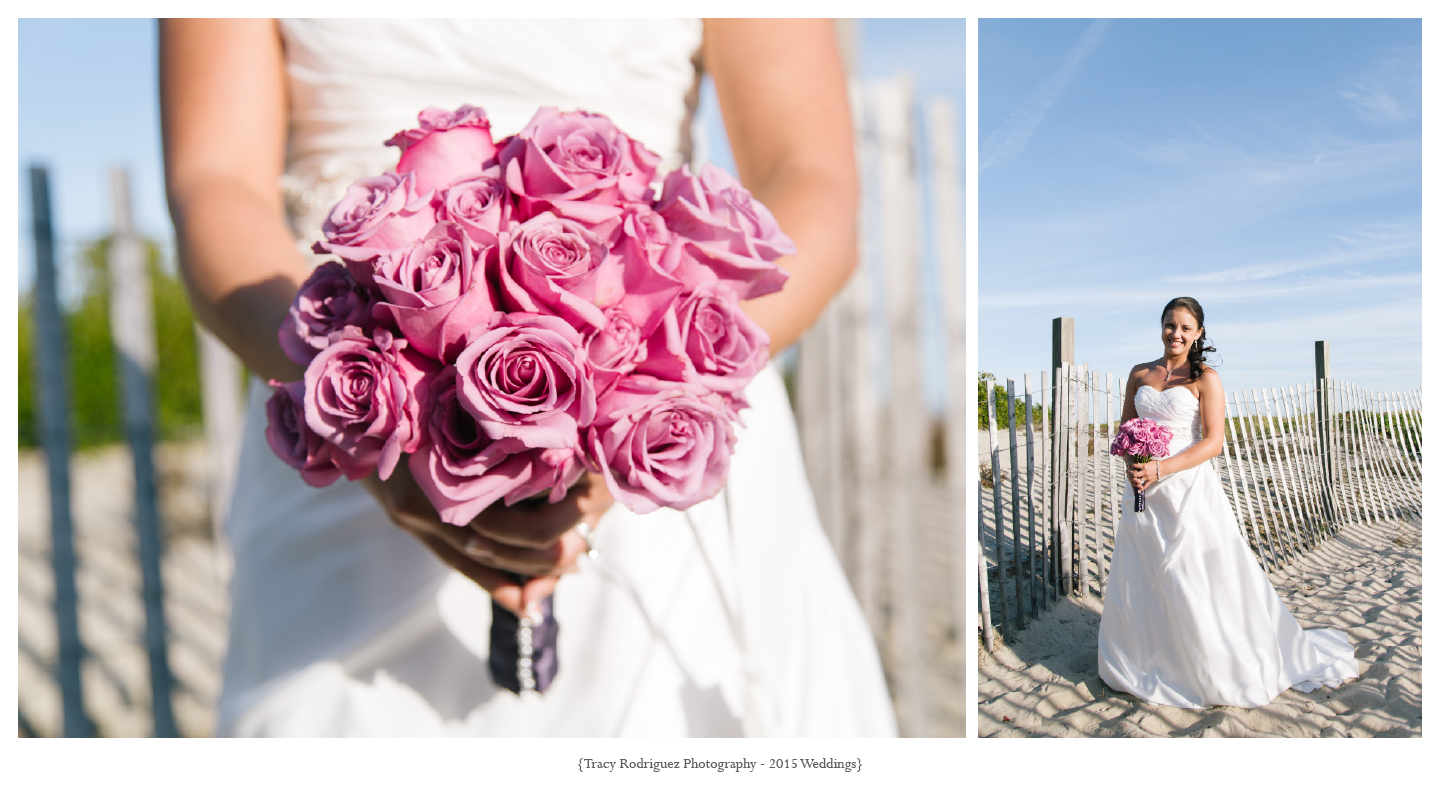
[362,467,614,614]
[1127,461,1160,491]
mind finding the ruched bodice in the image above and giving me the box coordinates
[1134,385,1203,455]
[276,18,702,252]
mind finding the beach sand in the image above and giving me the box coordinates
[978,517,1421,737]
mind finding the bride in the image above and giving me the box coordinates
[161,19,895,736]
[1098,297,1359,710]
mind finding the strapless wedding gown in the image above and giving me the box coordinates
[1097,385,1359,709]
[216,19,896,737]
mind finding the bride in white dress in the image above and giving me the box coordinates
[161,19,896,737]
[1098,297,1359,709]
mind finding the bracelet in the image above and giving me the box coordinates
[1156,460,1162,480]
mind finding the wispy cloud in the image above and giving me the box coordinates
[1341,47,1421,126]
[1176,223,1419,283]
[980,19,1112,172]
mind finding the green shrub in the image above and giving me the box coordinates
[19,236,202,449]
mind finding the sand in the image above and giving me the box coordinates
[978,517,1421,738]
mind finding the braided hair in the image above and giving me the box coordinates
[1162,296,1216,381]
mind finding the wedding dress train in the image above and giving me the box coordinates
[1097,384,1359,709]
[215,18,896,737]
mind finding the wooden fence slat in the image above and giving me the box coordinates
[1007,378,1025,631]
[1221,397,1268,572]
[986,379,1009,639]
[1040,370,1055,604]
[1235,392,1287,567]
[1260,388,1309,561]
[1279,385,1322,549]
[1024,374,1039,619]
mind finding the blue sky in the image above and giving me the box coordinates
[979,19,1421,396]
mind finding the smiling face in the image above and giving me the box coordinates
[1161,307,1202,361]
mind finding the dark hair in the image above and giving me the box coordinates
[1161,296,1216,380]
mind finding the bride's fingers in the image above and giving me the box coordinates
[462,530,585,577]
[472,488,586,549]
[520,575,561,611]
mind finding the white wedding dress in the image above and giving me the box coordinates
[216,18,896,737]
[1097,385,1359,709]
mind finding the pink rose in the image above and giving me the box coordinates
[279,262,379,365]
[408,368,548,525]
[637,281,770,394]
[387,105,499,196]
[1145,438,1171,458]
[454,312,596,450]
[264,380,342,487]
[314,172,437,277]
[608,207,684,334]
[370,222,499,362]
[503,447,587,507]
[496,212,619,331]
[654,163,793,299]
[499,107,660,230]
[584,306,649,396]
[587,376,734,514]
[304,326,437,480]
[437,170,511,247]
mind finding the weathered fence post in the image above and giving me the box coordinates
[986,379,1008,639]
[30,164,94,738]
[108,168,178,738]
[1314,341,1338,523]
[927,95,967,670]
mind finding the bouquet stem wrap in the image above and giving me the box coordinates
[489,589,558,694]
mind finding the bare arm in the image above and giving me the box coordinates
[703,19,858,351]
[160,19,609,614]
[160,18,307,383]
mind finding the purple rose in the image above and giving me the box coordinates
[387,105,499,196]
[454,312,596,450]
[437,170,511,247]
[1145,438,1171,458]
[637,281,769,394]
[496,212,619,331]
[279,262,378,365]
[499,107,660,230]
[654,163,793,299]
[304,326,436,480]
[370,222,499,362]
[314,172,437,276]
[407,368,543,526]
[586,376,734,514]
[264,379,343,487]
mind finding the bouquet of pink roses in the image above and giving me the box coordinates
[264,105,792,694]
[1109,417,1174,513]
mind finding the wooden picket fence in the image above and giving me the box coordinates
[977,363,1422,650]
[791,76,965,736]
